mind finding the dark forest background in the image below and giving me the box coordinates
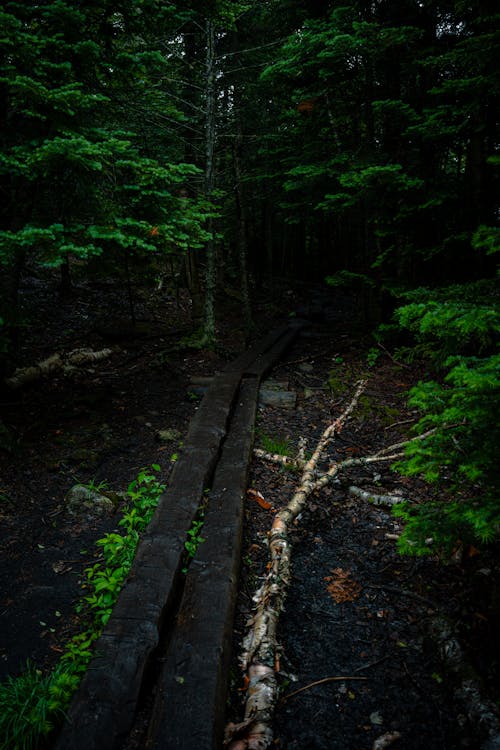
[0,0,499,573]
[0,3,499,745]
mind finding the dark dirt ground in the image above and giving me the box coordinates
[226,332,500,750]
[1,271,499,749]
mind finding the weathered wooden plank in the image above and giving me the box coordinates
[54,370,244,750]
[147,377,259,750]
[224,325,289,373]
[54,326,299,750]
[259,388,297,408]
[244,324,302,378]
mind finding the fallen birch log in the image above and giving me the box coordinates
[225,385,439,750]
[5,348,114,389]
[225,380,367,750]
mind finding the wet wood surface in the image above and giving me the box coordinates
[55,325,301,750]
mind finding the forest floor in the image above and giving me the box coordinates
[0,271,499,749]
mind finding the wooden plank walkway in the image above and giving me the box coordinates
[55,323,302,750]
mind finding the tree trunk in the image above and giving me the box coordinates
[181,23,204,328]
[233,118,252,337]
[203,18,217,344]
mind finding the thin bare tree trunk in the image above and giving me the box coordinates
[203,18,216,344]
[234,119,252,337]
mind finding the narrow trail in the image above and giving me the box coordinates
[54,319,498,750]
[55,324,303,750]
[2,283,496,750]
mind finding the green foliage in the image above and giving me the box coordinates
[81,478,109,493]
[253,0,499,289]
[393,281,499,365]
[259,432,292,456]
[392,283,500,555]
[0,466,164,750]
[366,347,381,368]
[184,518,205,565]
[326,270,376,289]
[0,0,214,334]
[473,226,500,256]
[0,662,74,750]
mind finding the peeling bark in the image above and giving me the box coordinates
[226,383,440,748]
[348,485,407,506]
[225,381,367,749]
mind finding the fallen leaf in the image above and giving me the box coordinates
[247,488,273,511]
[325,568,362,603]
[465,545,480,558]
[370,710,384,725]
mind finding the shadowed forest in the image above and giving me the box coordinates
[0,1,499,749]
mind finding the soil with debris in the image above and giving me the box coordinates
[0,272,499,749]
[226,332,500,750]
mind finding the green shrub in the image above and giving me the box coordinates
[391,282,500,555]
[0,466,164,750]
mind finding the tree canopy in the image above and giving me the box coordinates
[0,0,499,548]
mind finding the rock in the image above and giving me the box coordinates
[156,428,182,442]
[65,485,115,519]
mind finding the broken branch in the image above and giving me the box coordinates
[227,387,450,749]
[225,381,367,750]
[348,486,407,507]
[280,676,368,703]
[5,348,115,389]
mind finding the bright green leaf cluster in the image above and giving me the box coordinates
[0,466,164,749]
[392,283,500,555]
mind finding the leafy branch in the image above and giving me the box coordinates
[0,466,164,750]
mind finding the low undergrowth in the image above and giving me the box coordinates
[387,281,500,555]
[0,466,164,750]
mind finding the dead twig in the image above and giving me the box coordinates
[252,448,304,470]
[384,416,417,431]
[353,656,389,673]
[348,485,407,506]
[5,348,115,389]
[225,381,367,750]
[376,341,412,370]
[226,388,453,750]
[280,675,368,703]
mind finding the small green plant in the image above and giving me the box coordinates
[0,490,12,506]
[0,465,164,750]
[259,431,291,457]
[391,281,500,555]
[0,661,77,750]
[366,347,380,368]
[83,465,164,625]
[183,517,205,573]
[82,478,109,493]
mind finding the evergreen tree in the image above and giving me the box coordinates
[0,0,211,351]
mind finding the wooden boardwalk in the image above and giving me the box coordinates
[55,324,302,750]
